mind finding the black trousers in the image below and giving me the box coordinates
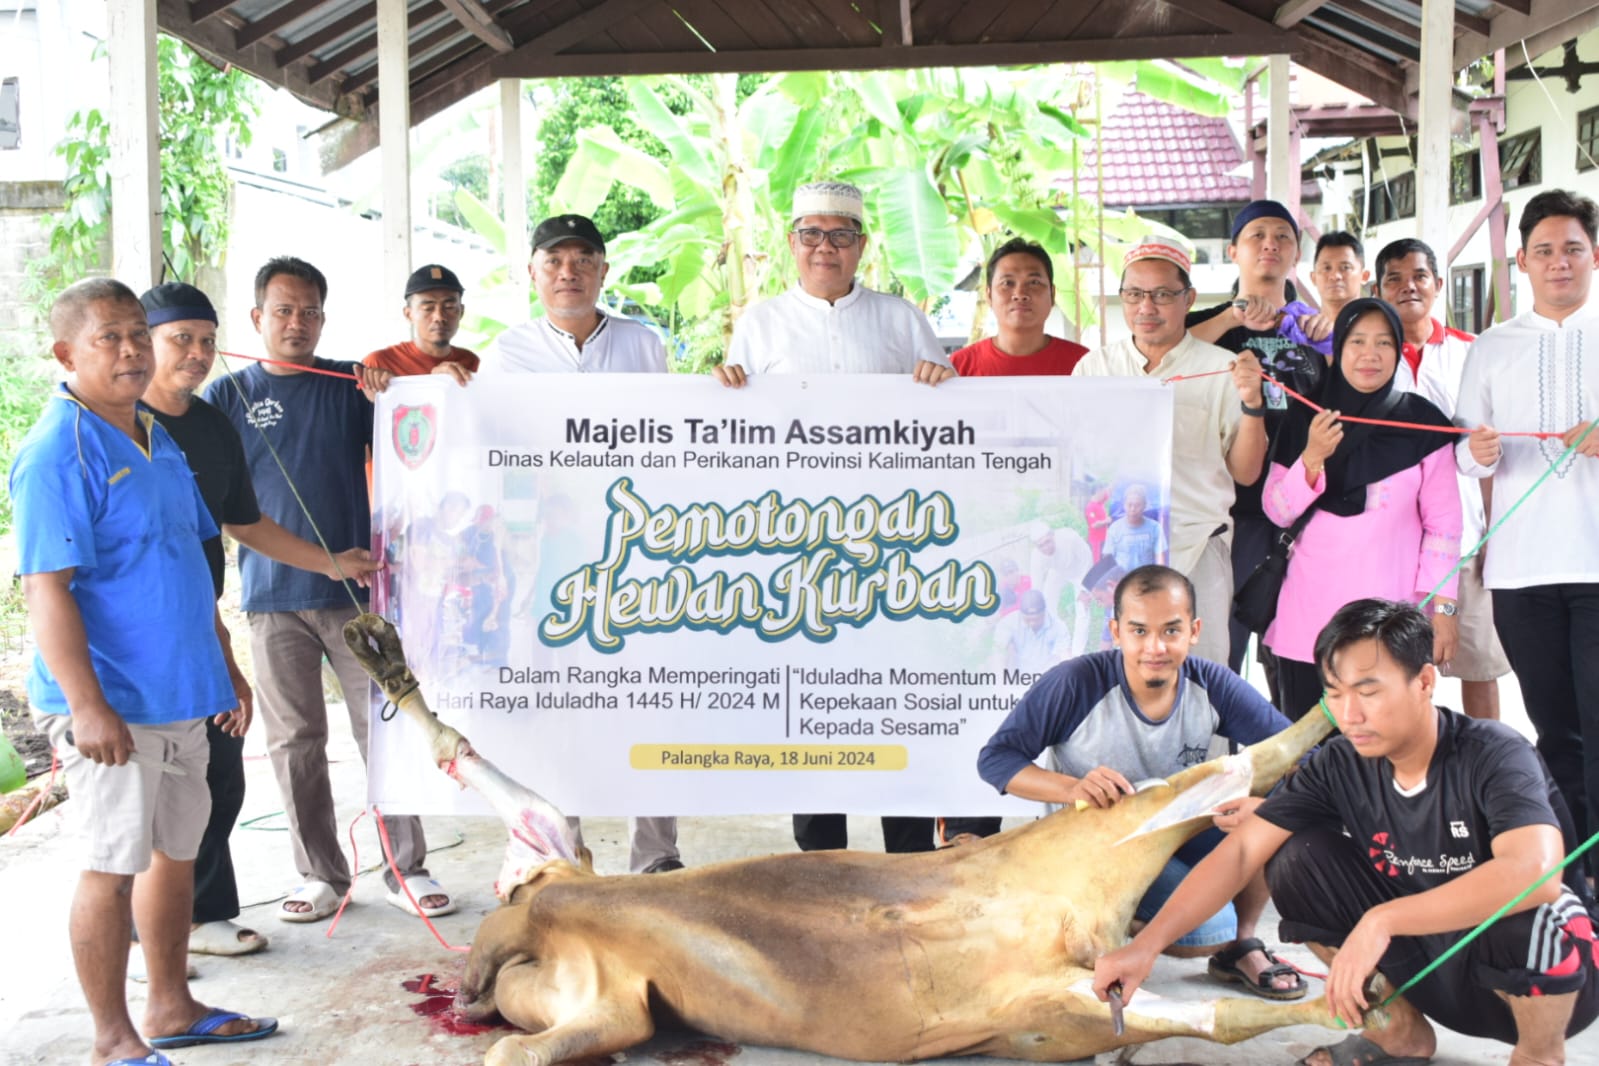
[192,716,247,924]
[1267,827,1599,1043]
[1494,583,1599,868]
[1275,656,1327,721]
[793,814,936,853]
[1228,514,1283,705]
[936,817,1003,844]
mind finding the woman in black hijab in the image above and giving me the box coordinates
[1259,298,1464,718]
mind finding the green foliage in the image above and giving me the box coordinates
[0,352,54,535]
[32,36,257,297]
[435,154,490,228]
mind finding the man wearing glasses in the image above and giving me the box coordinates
[715,181,954,384]
[1074,241,1266,666]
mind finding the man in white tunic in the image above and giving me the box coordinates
[485,214,682,874]
[715,181,953,384]
[1074,242,1266,665]
[487,214,668,375]
[1457,188,1599,867]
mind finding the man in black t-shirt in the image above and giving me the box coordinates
[138,283,381,955]
[1094,599,1598,1066]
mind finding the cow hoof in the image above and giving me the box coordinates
[486,1037,543,1066]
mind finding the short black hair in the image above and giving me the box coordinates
[1314,231,1364,264]
[1518,189,1599,249]
[254,256,329,308]
[1374,238,1439,284]
[50,278,142,343]
[1112,564,1197,621]
[986,238,1054,286]
[1313,598,1434,686]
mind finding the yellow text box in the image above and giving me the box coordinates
[631,744,907,771]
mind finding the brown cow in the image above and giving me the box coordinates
[345,614,1344,1066]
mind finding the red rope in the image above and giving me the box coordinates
[373,804,470,953]
[1161,368,1564,439]
[325,807,369,937]
[219,350,362,382]
[4,750,59,837]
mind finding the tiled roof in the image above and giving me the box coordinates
[1077,91,1255,208]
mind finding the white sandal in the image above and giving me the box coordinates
[385,875,457,918]
[189,920,270,956]
[278,880,340,923]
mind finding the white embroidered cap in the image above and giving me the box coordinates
[793,181,865,225]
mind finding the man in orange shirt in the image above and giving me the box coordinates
[363,264,481,383]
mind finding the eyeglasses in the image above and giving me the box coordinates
[1118,287,1189,306]
[794,227,863,248]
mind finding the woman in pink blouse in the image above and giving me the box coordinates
[1262,298,1462,718]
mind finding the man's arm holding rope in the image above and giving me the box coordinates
[224,513,382,587]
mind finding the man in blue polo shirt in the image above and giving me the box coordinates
[11,279,277,1063]
[977,564,1304,999]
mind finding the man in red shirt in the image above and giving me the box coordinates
[363,264,481,383]
[951,238,1086,376]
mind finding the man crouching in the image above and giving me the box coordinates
[1095,598,1599,1065]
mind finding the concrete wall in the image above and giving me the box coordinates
[0,182,69,357]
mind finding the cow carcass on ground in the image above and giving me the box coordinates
[344,613,1344,1066]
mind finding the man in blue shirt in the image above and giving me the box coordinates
[206,257,451,923]
[12,279,276,1062]
[978,564,1304,999]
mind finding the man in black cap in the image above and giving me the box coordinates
[139,281,382,954]
[363,264,480,384]
[486,214,668,374]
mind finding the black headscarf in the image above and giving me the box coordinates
[1269,298,1455,517]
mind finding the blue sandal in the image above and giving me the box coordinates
[107,1055,173,1066]
[148,1007,279,1049]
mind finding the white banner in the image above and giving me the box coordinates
[366,375,1172,816]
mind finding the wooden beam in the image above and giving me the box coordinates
[156,0,343,113]
[1294,28,1409,113]
[1274,0,1330,28]
[1335,0,1419,43]
[1491,0,1531,14]
[234,0,326,48]
[1456,0,1599,72]
[879,0,912,46]
[188,0,238,21]
[344,0,512,91]
[1455,9,1491,36]
[110,0,162,290]
[274,3,373,66]
[322,45,500,170]
[439,0,514,52]
[1313,8,1420,61]
[490,31,1299,76]
[306,2,445,83]
[377,0,412,303]
[500,0,659,58]
[1162,0,1282,35]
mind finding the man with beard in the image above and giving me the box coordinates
[363,264,480,384]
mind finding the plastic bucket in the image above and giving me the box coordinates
[0,730,26,793]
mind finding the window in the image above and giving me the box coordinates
[1356,172,1416,227]
[1578,106,1599,172]
[1450,151,1481,204]
[0,77,18,150]
[272,148,288,173]
[1451,265,1485,334]
[1498,130,1541,190]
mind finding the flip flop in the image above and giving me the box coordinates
[279,880,339,923]
[1295,1034,1431,1066]
[386,874,457,918]
[1207,936,1309,1000]
[148,1007,279,1049]
[106,1055,172,1066]
[189,919,269,956]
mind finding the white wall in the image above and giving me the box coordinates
[0,1,104,183]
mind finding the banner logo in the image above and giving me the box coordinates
[392,404,438,469]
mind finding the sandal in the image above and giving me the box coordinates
[148,1006,279,1049]
[1296,1034,1431,1066]
[278,880,340,923]
[1207,936,1309,1000]
[189,920,269,956]
[386,874,457,918]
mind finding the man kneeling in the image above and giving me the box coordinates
[1095,598,1599,1065]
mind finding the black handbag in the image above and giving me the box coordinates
[1232,504,1319,634]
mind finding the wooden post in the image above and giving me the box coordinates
[377,0,412,305]
[1266,54,1291,204]
[1417,0,1454,248]
[500,78,528,311]
[106,0,161,290]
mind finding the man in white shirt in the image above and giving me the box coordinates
[487,214,668,374]
[486,214,682,873]
[714,181,953,385]
[1075,241,1266,665]
[1377,237,1509,721]
[1457,188,1599,865]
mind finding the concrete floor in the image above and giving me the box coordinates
[2,673,1595,1066]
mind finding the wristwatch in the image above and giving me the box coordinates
[1433,600,1459,617]
[1241,399,1266,417]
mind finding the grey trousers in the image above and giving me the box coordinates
[248,605,427,894]
[566,815,680,873]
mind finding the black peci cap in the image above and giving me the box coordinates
[404,264,465,299]
[140,282,218,327]
[532,214,605,255]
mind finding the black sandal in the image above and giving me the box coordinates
[1207,936,1309,1000]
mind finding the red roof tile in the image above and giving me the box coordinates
[1074,91,1255,208]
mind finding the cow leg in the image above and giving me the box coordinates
[484,1005,655,1066]
[976,976,1338,1060]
